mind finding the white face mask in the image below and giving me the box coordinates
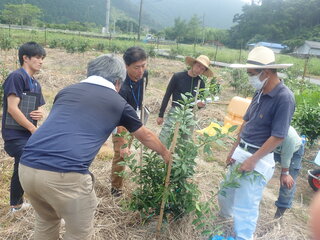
[248,71,268,90]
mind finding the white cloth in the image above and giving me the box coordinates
[232,146,274,179]
[81,76,116,91]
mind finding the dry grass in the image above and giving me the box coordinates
[0,48,315,239]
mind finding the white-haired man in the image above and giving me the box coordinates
[18,54,171,240]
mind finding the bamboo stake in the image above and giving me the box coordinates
[139,76,146,167]
[193,80,201,115]
[156,121,180,238]
[192,80,202,139]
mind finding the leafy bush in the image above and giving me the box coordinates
[207,76,221,97]
[0,36,15,51]
[282,67,312,93]
[122,94,236,236]
[61,38,89,54]
[0,63,9,106]
[48,39,59,48]
[95,42,106,52]
[229,69,255,97]
[147,46,156,57]
[292,90,320,144]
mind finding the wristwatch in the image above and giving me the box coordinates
[281,171,290,176]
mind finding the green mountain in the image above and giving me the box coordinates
[0,0,161,29]
[0,0,247,30]
[131,0,247,29]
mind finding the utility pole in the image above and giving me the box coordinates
[104,0,111,34]
[137,0,143,40]
[202,13,205,45]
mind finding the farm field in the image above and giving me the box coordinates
[0,47,318,240]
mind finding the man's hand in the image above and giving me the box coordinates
[156,117,164,125]
[280,174,294,189]
[30,109,44,121]
[161,149,172,164]
[120,147,131,158]
[226,152,235,166]
[239,157,256,172]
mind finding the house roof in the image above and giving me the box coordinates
[247,42,287,49]
[305,40,320,49]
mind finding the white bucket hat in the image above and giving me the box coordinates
[230,46,293,69]
[185,55,214,77]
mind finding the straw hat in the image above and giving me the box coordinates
[230,46,293,69]
[185,55,214,77]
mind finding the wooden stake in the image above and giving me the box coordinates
[139,76,146,166]
[156,122,180,238]
[193,80,201,115]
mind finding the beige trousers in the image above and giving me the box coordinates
[19,164,97,240]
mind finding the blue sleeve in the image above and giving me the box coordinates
[37,84,46,106]
[119,103,143,133]
[271,94,295,138]
[3,72,25,99]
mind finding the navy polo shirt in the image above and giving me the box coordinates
[20,79,142,174]
[1,68,45,141]
[240,81,295,147]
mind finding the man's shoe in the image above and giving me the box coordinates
[10,202,31,213]
[111,187,123,197]
[274,207,287,219]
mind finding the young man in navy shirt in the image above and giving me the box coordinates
[111,46,148,196]
[1,42,46,213]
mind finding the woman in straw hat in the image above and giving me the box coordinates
[156,55,213,148]
[218,46,295,240]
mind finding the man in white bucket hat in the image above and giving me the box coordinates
[156,55,213,148]
[218,46,295,240]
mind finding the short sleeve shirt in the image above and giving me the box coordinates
[20,81,142,174]
[1,68,45,141]
[240,81,295,147]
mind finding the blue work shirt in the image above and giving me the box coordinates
[1,68,45,141]
[20,77,142,174]
[240,81,295,147]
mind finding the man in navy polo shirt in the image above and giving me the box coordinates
[218,46,295,240]
[19,54,171,240]
[111,46,148,196]
[1,42,46,213]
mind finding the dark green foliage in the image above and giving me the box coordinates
[95,42,106,52]
[0,36,15,51]
[123,93,235,235]
[61,38,89,54]
[292,99,320,144]
[147,46,156,58]
[0,63,9,106]
[227,0,320,49]
[48,39,59,49]
[0,3,42,26]
[207,76,221,97]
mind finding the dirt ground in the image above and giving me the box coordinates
[0,48,318,239]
